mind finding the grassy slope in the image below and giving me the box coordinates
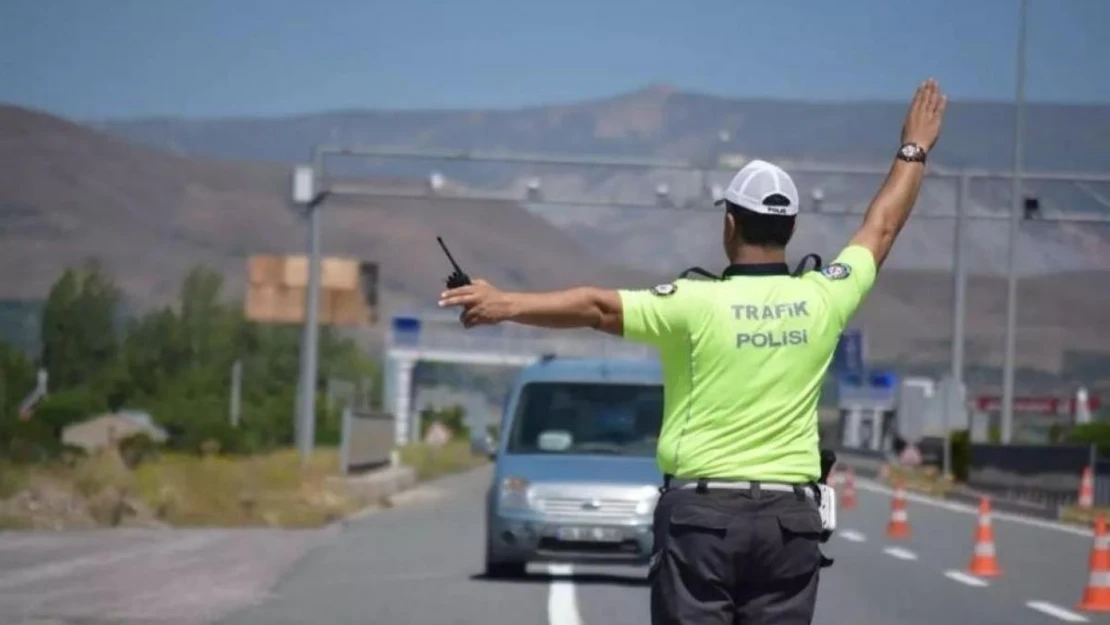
[0,442,485,529]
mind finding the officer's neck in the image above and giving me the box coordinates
[727,245,787,266]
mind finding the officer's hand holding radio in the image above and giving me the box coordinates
[436,236,511,328]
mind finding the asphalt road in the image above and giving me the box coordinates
[0,525,336,624]
[3,466,1109,624]
[223,466,1110,625]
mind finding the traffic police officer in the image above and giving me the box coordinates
[439,78,947,624]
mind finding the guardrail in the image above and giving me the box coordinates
[831,440,1110,519]
[963,443,1109,509]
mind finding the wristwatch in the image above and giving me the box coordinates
[897,142,927,163]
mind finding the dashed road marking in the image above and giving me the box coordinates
[943,569,989,587]
[1025,600,1089,622]
[854,479,1091,537]
[882,546,918,561]
[547,563,583,625]
[838,529,866,543]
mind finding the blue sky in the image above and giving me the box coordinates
[2,0,1109,120]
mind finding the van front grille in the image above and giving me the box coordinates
[535,497,640,519]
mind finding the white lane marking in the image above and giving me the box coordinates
[547,563,583,625]
[882,546,918,561]
[838,529,866,543]
[855,479,1093,537]
[943,569,989,587]
[1025,600,1089,622]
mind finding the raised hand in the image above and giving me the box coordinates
[901,78,948,152]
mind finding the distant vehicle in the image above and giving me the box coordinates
[484,356,663,578]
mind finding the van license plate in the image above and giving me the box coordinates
[555,526,622,542]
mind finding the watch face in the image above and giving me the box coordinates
[900,144,924,160]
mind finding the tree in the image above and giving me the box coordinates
[0,340,35,420]
[21,260,382,458]
[40,262,121,391]
[178,266,237,369]
[40,268,79,388]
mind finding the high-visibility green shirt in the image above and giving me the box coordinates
[618,245,877,483]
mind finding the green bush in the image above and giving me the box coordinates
[1066,422,1110,453]
[34,387,107,436]
[1,417,66,463]
[420,404,468,441]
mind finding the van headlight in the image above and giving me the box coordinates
[498,476,533,511]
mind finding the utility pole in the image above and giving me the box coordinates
[1000,0,1030,444]
[291,159,330,467]
[944,172,970,478]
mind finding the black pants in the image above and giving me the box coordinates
[649,484,826,625]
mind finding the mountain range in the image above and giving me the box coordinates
[95,85,1110,276]
[2,85,1109,386]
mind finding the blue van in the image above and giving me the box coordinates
[483,356,664,578]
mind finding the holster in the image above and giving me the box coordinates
[818,448,837,546]
[818,448,837,485]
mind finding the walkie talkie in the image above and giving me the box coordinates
[437,236,472,289]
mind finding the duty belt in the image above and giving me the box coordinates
[661,475,820,501]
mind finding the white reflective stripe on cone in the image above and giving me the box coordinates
[891,510,908,522]
[979,515,991,526]
[1089,571,1110,587]
[974,541,995,556]
[1095,535,1110,549]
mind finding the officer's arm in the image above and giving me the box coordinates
[848,159,926,269]
[498,283,692,343]
[503,288,625,336]
[616,284,694,345]
[850,79,946,268]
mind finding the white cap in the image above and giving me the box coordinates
[715,159,799,217]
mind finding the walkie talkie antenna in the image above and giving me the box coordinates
[437,236,472,289]
[437,236,463,275]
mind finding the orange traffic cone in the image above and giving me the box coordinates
[887,479,911,539]
[1078,513,1110,612]
[1079,466,1095,510]
[841,467,857,510]
[967,496,1001,577]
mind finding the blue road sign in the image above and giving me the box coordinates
[391,315,422,347]
[833,328,864,377]
[869,370,899,389]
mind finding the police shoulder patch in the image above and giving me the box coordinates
[651,283,678,297]
[820,263,852,281]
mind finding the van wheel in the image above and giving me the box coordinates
[484,559,527,579]
[484,538,526,579]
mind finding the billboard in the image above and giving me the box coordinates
[974,394,1101,416]
[244,255,378,326]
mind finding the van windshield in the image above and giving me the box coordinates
[506,382,663,457]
